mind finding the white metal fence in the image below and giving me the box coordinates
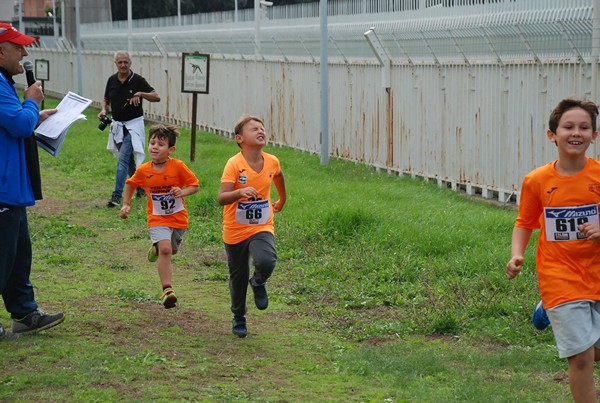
[27,0,600,203]
[80,0,495,32]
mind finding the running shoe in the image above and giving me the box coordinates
[12,309,65,334]
[107,195,121,208]
[148,244,158,262]
[250,278,268,310]
[232,315,247,338]
[0,324,18,341]
[160,288,177,309]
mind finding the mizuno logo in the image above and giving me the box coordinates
[0,208,8,213]
[548,210,564,218]
[547,187,558,194]
[146,175,154,178]
[546,206,597,219]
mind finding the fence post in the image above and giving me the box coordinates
[591,0,600,157]
[320,0,329,165]
[592,0,600,103]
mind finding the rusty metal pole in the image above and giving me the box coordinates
[320,0,329,165]
[190,93,197,162]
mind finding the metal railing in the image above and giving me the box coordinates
[73,0,590,64]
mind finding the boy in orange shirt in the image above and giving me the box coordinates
[218,115,287,338]
[120,124,199,309]
[506,98,600,402]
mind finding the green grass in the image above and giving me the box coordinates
[0,96,578,401]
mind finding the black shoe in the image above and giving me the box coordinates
[135,188,146,199]
[107,195,121,208]
[250,278,268,310]
[12,309,65,335]
[0,324,18,341]
[232,316,247,338]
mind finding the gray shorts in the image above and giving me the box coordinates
[148,226,186,252]
[546,300,600,358]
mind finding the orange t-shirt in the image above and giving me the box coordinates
[221,151,281,244]
[515,157,600,308]
[126,158,199,229]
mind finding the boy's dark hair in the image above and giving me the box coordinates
[149,124,180,147]
[549,98,599,133]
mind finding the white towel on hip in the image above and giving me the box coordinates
[106,116,146,167]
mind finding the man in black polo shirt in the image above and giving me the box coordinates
[98,51,160,207]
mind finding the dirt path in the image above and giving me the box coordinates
[19,185,366,401]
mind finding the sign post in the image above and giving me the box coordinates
[35,59,50,110]
[181,52,210,162]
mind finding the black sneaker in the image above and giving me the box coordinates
[0,324,18,341]
[12,309,65,335]
[232,316,247,338]
[135,188,146,199]
[250,278,268,310]
[107,195,121,208]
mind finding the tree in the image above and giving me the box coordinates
[45,2,61,18]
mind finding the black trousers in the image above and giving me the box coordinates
[0,205,38,319]
[224,231,277,317]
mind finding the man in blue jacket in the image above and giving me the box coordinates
[0,23,64,341]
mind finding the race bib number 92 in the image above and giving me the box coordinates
[544,203,599,241]
[151,193,184,216]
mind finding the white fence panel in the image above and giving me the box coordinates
[25,0,600,204]
[26,48,595,204]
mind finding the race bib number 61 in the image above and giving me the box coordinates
[544,203,599,241]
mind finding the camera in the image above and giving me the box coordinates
[98,115,112,131]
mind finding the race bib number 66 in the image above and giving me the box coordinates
[236,199,271,225]
[544,203,599,241]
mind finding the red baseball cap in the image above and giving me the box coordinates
[0,23,36,46]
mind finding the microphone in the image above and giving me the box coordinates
[23,60,35,86]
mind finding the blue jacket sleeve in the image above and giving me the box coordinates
[0,77,39,138]
[0,75,39,206]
